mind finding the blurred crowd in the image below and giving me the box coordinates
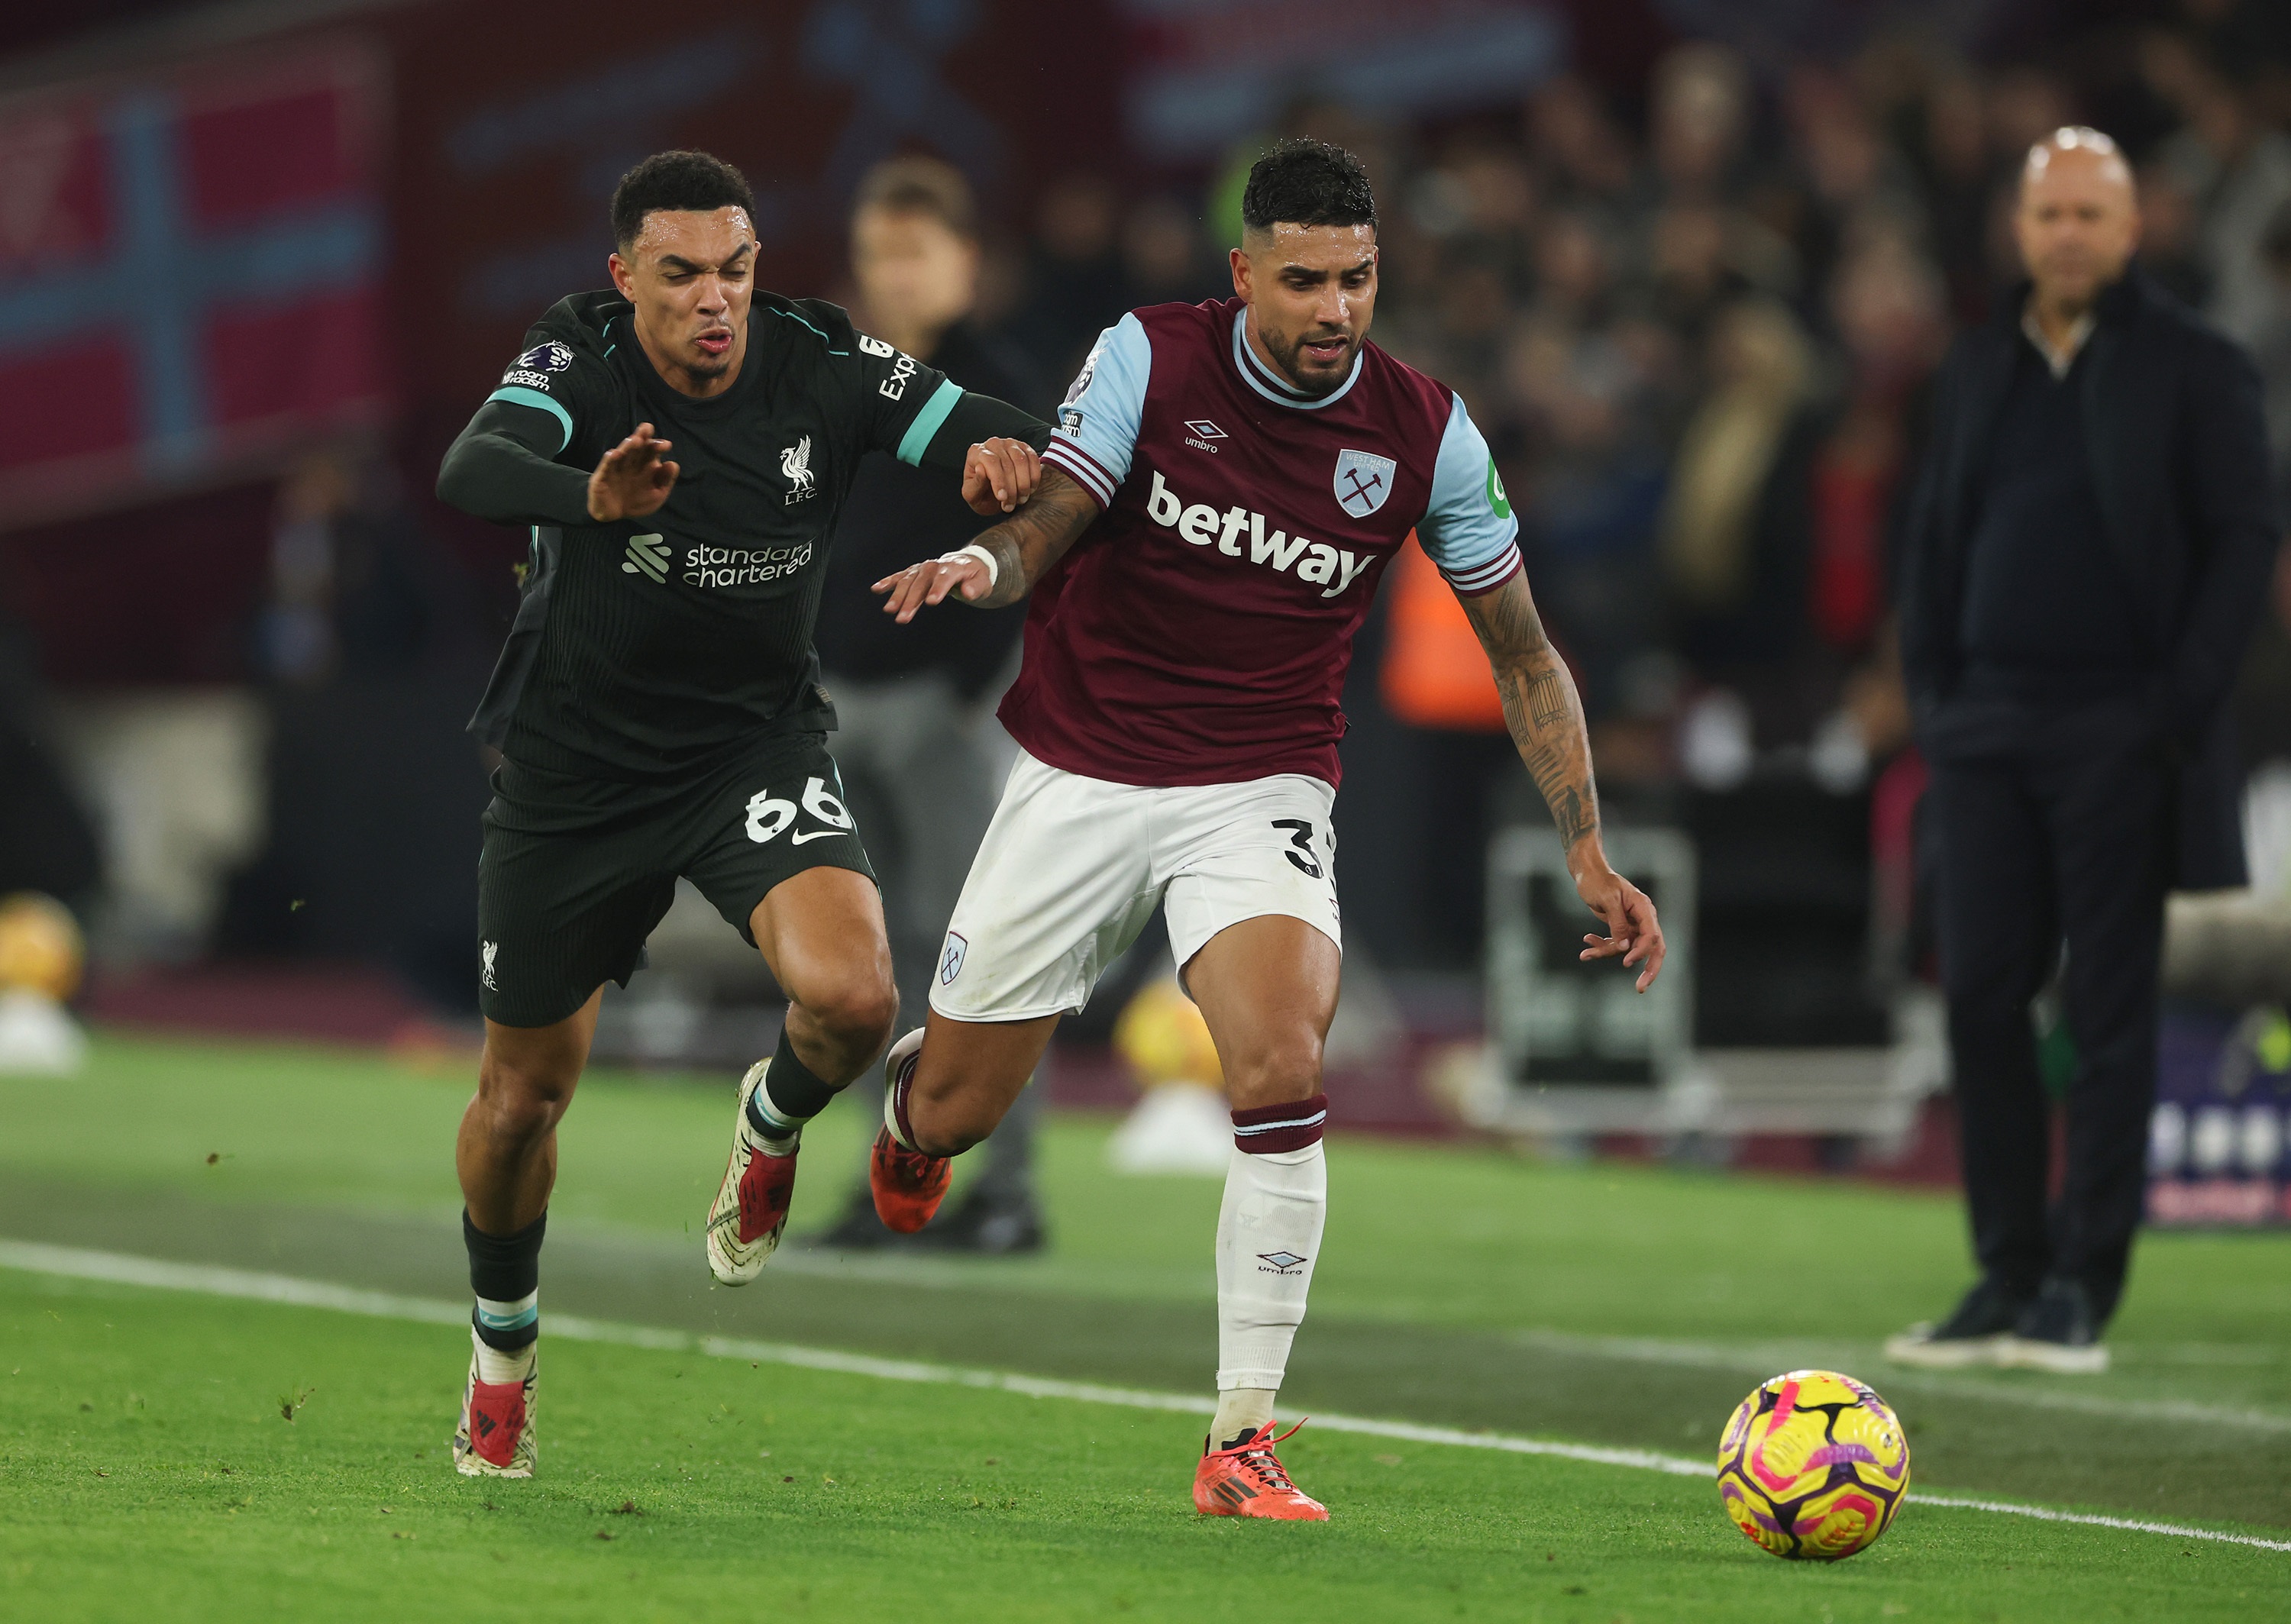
[969,11,2291,804]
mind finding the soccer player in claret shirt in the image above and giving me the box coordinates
[432,150,1048,1477]
[874,139,1666,1519]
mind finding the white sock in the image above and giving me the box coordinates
[1215,1140,1326,1403]
[1211,1387,1278,1447]
[472,1324,535,1385]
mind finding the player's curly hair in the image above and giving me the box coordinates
[610,150,758,249]
[1241,138,1377,236]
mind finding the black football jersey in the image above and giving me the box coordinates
[456,289,963,780]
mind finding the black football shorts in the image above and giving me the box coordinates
[476,730,874,1027]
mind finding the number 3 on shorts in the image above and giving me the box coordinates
[1272,818,1323,880]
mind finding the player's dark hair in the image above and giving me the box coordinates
[852,154,977,241]
[1240,138,1377,236]
[610,150,758,250]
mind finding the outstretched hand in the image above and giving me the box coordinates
[587,423,677,521]
[961,437,1039,515]
[1575,860,1666,993]
[874,551,996,622]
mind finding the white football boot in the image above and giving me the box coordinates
[706,1059,801,1285]
[452,1327,536,1477]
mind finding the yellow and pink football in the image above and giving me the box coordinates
[1716,1369,1909,1560]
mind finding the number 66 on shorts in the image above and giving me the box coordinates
[747,776,856,845]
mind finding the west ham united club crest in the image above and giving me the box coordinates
[939,931,968,985]
[1333,449,1396,518]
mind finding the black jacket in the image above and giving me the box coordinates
[1898,269,2280,888]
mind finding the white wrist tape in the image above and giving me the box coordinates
[940,543,999,593]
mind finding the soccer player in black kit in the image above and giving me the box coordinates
[434,150,1048,1477]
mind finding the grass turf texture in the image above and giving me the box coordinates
[1,1031,2287,1617]
[6,1271,2287,1624]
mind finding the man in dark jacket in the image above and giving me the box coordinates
[806,157,1049,1252]
[1891,128,2279,1372]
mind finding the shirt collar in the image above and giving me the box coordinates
[1230,306,1363,411]
[2020,301,2096,380]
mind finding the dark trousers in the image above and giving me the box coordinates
[1929,738,2170,1323]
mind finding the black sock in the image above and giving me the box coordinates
[464,1209,545,1352]
[745,1027,841,1138]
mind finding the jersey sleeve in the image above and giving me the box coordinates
[1039,313,1151,509]
[841,327,961,467]
[437,319,614,527]
[481,324,613,464]
[1417,392,1523,596]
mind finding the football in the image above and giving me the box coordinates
[1717,1370,1910,1560]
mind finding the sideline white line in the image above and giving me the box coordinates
[5,1240,2286,1556]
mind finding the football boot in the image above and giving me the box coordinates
[870,1029,952,1234]
[706,1058,800,1285]
[452,1328,536,1478]
[1194,1420,1328,1521]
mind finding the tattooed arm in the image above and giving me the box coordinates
[873,464,1101,620]
[1459,570,1666,991]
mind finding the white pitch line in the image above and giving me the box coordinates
[4,1240,2286,1556]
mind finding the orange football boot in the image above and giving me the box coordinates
[1194,1420,1328,1520]
[871,1028,951,1233]
[869,1126,952,1233]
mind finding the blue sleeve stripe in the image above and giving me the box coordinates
[896,379,965,467]
[486,386,574,453]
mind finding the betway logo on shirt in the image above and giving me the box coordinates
[1145,470,1374,599]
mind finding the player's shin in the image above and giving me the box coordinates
[1213,1095,1328,1445]
[745,1027,843,1149]
[466,1209,544,1375]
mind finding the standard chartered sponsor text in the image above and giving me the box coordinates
[684,541,813,589]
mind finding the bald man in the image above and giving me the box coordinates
[1893,129,2279,1372]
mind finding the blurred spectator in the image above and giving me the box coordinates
[808,155,1047,1254]
[1659,297,1820,738]
[1118,195,1223,308]
[1813,241,1948,660]
[1008,173,1125,386]
[2133,159,2213,308]
[2150,52,2291,347]
[255,447,460,686]
[1650,44,1750,204]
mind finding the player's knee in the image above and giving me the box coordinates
[476,1050,577,1138]
[804,975,899,1060]
[1223,1030,1325,1112]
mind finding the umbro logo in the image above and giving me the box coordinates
[1256,1251,1309,1273]
[622,533,670,583]
[1182,418,1226,454]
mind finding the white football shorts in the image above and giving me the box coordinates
[929,749,1341,1023]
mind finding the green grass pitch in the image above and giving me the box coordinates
[2,1035,2287,1620]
